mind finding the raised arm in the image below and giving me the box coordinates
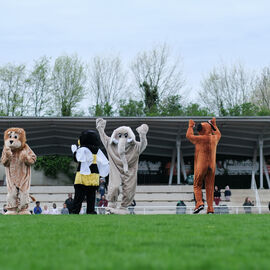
[186,120,201,144]
[96,118,110,149]
[136,124,149,154]
[1,146,12,167]
[210,117,221,142]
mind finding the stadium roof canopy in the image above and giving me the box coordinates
[0,116,270,158]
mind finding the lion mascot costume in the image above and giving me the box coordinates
[186,118,221,214]
[71,129,109,214]
[1,128,36,215]
[96,118,148,214]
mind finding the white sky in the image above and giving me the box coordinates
[0,0,269,107]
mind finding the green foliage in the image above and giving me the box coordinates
[119,99,144,116]
[90,102,114,116]
[34,155,74,180]
[159,95,184,116]
[0,215,270,270]
[184,103,212,116]
[140,81,159,115]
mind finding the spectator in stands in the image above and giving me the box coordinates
[98,177,107,197]
[2,204,7,214]
[50,203,59,215]
[42,205,50,215]
[214,186,221,205]
[176,200,186,214]
[243,197,254,214]
[98,195,108,214]
[33,201,42,214]
[61,203,69,215]
[224,185,231,201]
[65,193,74,214]
[128,200,136,214]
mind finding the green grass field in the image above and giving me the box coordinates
[0,215,269,270]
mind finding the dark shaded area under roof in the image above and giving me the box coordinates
[0,116,269,158]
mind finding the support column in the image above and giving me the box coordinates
[168,148,176,185]
[251,145,257,190]
[263,157,270,189]
[176,137,181,185]
[180,154,187,181]
[259,136,264,189]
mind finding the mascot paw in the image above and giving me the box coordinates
[189,120,195,128]
[136,124,149,134]
[71,144,77,153]
[96,118,106,129]
[5,147,12,157]
[211,117,216,126]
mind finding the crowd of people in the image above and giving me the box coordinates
[29,191,109,215]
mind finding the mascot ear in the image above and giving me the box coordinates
[127,127,136,142]
[110,130,118,144]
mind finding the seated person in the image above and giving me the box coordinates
[42,205,50,215]
[243,197,254,214]
[50,203,59,215]
[33,201,42,214]
[98,195,108,214]
[61,203,69,214]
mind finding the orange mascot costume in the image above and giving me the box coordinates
[186,118,221,214]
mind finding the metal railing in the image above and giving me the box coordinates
[95,205,270,215]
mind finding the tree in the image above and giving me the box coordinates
[252,67,270,110]
[184,103,212,116]
[199,62,255,116]
[0,64,30,116]
[159,95,184,116]
[89,102,114,117]
[141,81,159,115]
[118,99,144,116]
[29,56,51,116]
[51,55,86,116]
[88,56,127,115]
[131,43,185,102]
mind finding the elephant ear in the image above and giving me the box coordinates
[109,129,118,144]
[127,127,136,143]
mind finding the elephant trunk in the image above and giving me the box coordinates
[118,138,128,173]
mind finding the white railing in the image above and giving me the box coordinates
[95,205,270,215]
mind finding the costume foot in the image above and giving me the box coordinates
[18,210,31,215]
[193,205,204,214]
[207,212,214,214]
[5,210,17,215]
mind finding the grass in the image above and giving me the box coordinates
[0,214,269,270]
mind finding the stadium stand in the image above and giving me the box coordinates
[0,185,269,214]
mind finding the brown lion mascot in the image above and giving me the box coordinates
[1,128,36,215]
[186,118,221,214]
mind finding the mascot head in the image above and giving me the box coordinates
[4,127,26,150]
[197,121,216,136]
[109,126,136,173]
[78,130,100,153]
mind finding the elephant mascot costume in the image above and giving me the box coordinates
[96,118,148,214]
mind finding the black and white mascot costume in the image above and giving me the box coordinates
[71,130,109,214]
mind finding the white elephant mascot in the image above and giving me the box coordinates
[96,118,149,214]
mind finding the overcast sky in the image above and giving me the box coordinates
[0,0,269,104]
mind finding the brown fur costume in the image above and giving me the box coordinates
[1,128,36,215]
[186,118,221,213]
